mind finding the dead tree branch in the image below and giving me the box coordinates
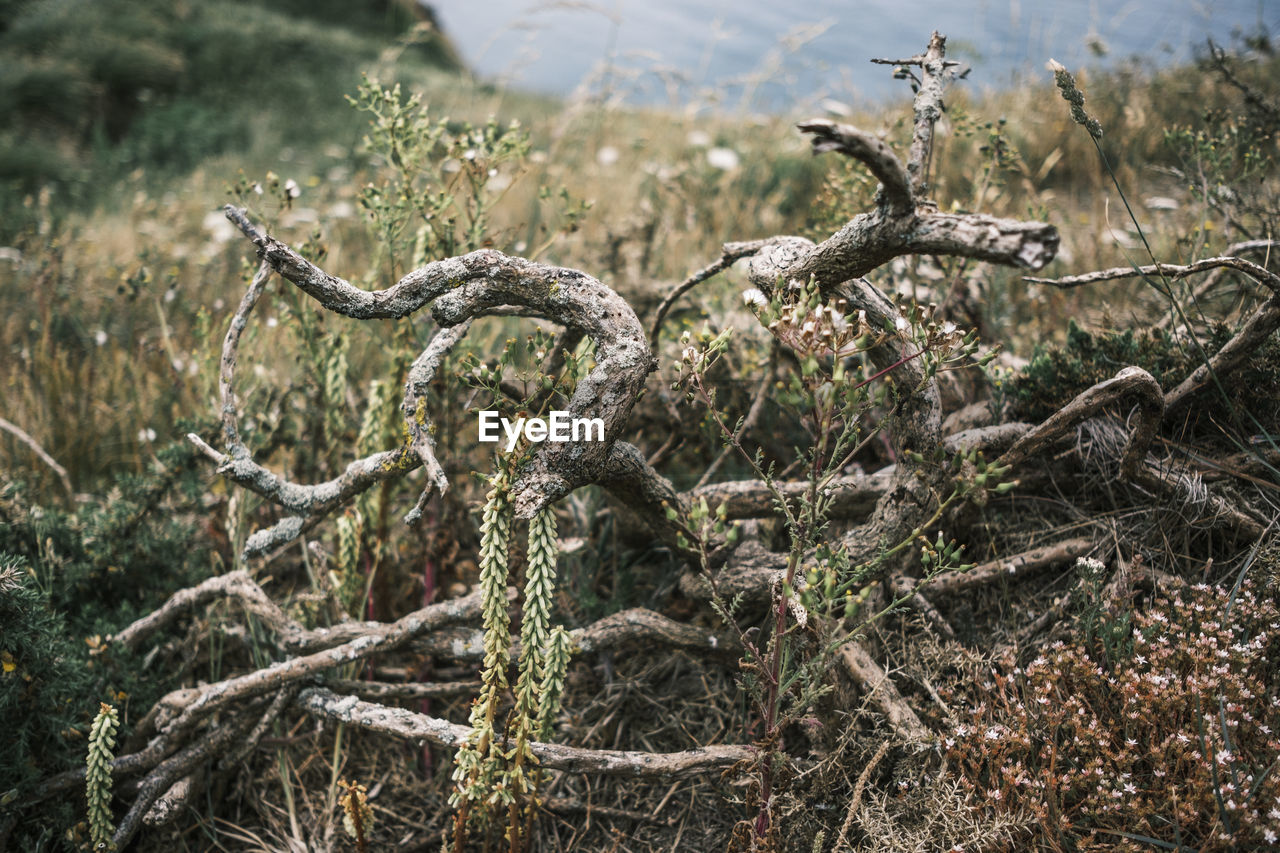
[0,415,73,497]
[205,205,658,554]
[294,688,753,779]
[1025,255,1280,293]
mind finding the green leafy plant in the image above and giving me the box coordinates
[676,277,1003,844]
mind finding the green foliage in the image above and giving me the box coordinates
[347,75,533,273]
[1009,319,1280,430]
[85,703,119,851]
[1010,320,1196,422]
[678,277,997,841]
[0,0,463,239]
[0,435,216,847]
[0,554,97,814]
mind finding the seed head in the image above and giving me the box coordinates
[1048,59,1104,140]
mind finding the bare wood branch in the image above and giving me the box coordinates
[113,708,262,848]
[888,577,956,640]
[797,120,913,214]
[295,688,753,779]
[412,606,737,664]
[144,687,297,829]
[926,538,1096,596]
[686,467,893,521]
[402,320,472,518]
[110,570,300,652]
[839,641,929,741]
[28,737,172,805]
[152,588,487,734]
[1164,292,1280,411]
[648,239,778,348]
[573,608,740,658]
[906,31,949,196]
[598,440,697,561]
[679,540,786,603]
[1025,255,1280,294]
[995,367,1265,539]
[323,679,482,701]
[216,259,271,450]
[997,366,1164,481]
[1156,241,1280,329]
[0,415,72,497]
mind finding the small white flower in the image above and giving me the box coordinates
[164,288,177,304]
[742,288,767,309]
[596,146,619,167]
[686,130,711,147]
[706,147,740,171]
[266,316,278,328]
[94,329,108,346]
[138,428,157,442]
[284,178,300,198]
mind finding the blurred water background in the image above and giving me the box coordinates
[434,0,1275,110]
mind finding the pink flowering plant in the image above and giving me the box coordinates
[944,573,1280,851]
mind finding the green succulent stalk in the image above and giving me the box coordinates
[86,702,119,851]
[321,331,350,449]
[537,626,574,741]
[449,463,514,811]
[510,506,559,794]
[334,510,365,614]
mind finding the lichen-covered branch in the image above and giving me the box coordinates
[223,205,656,521]
[110,570,300,652]
[796,120,913,213]
[150,588,487,734]
[686,467,894,521]
[402,320,471,518]
[997,366,1164,481]
[294,688,752,778]
[573,608,740,658]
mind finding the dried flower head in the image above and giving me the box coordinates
[1048,59,1104,140]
